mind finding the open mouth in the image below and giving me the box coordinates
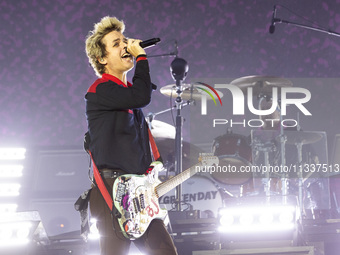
[121,53,132,59]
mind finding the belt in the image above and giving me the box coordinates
[99,168,125,179]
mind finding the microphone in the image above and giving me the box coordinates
[269,5,277,34]
[170,58,188,82]
[140,38,161,49]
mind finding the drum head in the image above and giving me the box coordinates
[159,176,223,218]
[212,155,252,185]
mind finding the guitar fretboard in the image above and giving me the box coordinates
[155,163,201,197]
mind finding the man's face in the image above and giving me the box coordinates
[101,31,134,76]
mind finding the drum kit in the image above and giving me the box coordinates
[149,72,326,219]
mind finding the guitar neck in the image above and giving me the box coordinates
[156,162,201,198]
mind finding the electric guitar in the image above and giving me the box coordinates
[112,153,219,239]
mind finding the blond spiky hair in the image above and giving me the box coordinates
[85,16,125,77]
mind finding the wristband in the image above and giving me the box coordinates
[136,54,147,62]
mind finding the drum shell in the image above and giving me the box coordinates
[212,133,253,185]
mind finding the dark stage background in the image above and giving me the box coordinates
[1,0,340,253]
[1,0,340,149]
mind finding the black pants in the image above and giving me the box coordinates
[89,177,177,255]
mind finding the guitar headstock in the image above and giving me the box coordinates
[198,153,219,167]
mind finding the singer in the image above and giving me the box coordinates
[83,16,177,255]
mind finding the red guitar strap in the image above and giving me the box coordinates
[88,128,160,212]
[88,150,113,211]
[148,128,161,161]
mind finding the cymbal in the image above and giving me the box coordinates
[285,131,323,145]
[230,75,293,96]
[150,120,175,139]
[160,84,223,101]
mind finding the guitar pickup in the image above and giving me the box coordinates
[115,182,126,203]
[133,197,141,213]
[139,194,145,209]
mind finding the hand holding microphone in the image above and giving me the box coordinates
[126,38,161,57]
[126,39,145,57]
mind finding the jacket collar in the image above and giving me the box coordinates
[102,73,132,88]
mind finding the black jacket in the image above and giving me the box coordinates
[85,58,153,174]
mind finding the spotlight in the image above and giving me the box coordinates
[218,202,297,233]
[0,148,26,160]
[259,211,274,225]
[279,210,294,224]
[239,213,254,226]
[0,165,23,177]
[88,218,100,240]
[219,211,234,227]
[0,204,18,214]
[16,223,31,239]
[0,222,32,246]
[0,183,21,196]
[0,211,44,248]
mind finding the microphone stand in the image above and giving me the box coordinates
[147,100,194,121]
[148,52,177,58]
[277,103,288,205]
[170,58,189,211]
[148,40,179,58]
[274,17,340,37]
